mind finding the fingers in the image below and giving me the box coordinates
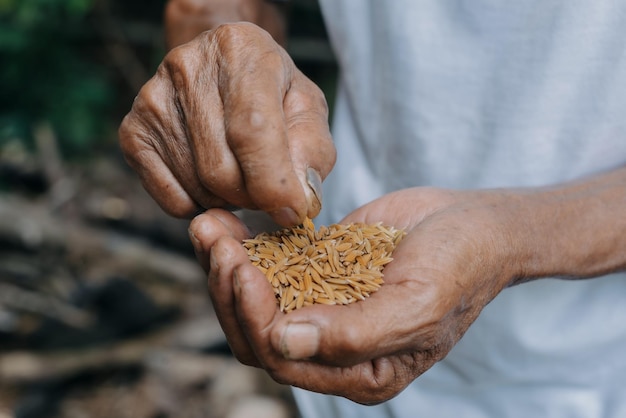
[119,125,200,218]
[188,208,250,270]
[215,24,334,225]
[221,58,304,224]
[190,210,426,402]
[232,262,417,404]
[207,236,263,367]
[187,209,431,369]
[188,212,259,366]
[269,284,434,367]
[283,73,336,219]
[119,66,228,217]
[120,23,334,224]
[263,227,454,368]
[164,39,256,211]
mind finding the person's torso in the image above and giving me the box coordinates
[297,1,626,417]
[317,0,626,222]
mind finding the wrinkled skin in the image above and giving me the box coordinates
[119,23,335,226]
[188,187,522,404]
[120,15,626,406]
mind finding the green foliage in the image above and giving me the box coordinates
[0,0,113,156]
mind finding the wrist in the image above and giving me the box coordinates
[503,169,626,284]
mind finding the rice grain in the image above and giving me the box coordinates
[243,218,405,313]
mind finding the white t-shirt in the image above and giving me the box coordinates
[295,1,626,417]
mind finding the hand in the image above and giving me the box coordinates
[119,22,334,226]
[164,0,288,49]
[189,187,523,404]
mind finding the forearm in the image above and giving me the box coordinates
[164,0,287,50]
[509,165,626,282]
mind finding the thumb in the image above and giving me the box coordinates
[269,281,429,365]
[283,73,335,220]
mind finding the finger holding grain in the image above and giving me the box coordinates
[242,218,405,312]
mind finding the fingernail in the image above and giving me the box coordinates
[273,207,300,226]
[280,322,320,360]
[306,167,323,216]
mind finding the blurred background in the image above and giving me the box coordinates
[0,0,336,417]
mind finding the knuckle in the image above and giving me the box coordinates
[321,326,364,362]
[213,23,250,56]
[308,82,329,113]
[118,115,152,168]
[117,114,138,154]
[264,365,291,386]
[236,354,259,368]
[213,21,267,48]
[196,159,236,195]
[344,382,393,406]
[227,110,274,150]
[162,199,198,219]
[353,389,396,406]
[351,391,388,406]
[213,23,281,70]
[418,329,443,352]
[291,76,329,115]
[239,108,268,131]
[163,44,198,91]
[349,366,406,405]
[134,75,171,120]
[212,21,242,42]
[196,162,221,190]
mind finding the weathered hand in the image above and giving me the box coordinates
[119,22,334,226]
[189,187,522,404]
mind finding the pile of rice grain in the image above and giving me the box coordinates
[243,218,405,312]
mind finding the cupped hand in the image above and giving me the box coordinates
[119,22,334,226]
[189,187,525,404]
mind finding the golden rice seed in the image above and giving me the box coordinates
[279,291,288,312]
[335,242,354,253]
[311,283,325,294]
[286,290,301,311]
[343,250,359,263]
[242,217,405,312]
[309,266,323,285]
[326,278,349,285]
[328,228,347,240]
[286,275,301,290]
[256,246,275,256]
[265,264,277,280]
[296,291,305,310]
[303,270,313,295]
[285,252,307,266]
[320,279,336,300]
[357,253,372,266]
[346,287,366,301]
[323,262,333,276]
[334,291,350,305]
[271,275,280,288]
[310,259,325,276]
[277,271,289,286]
[315,297,337,306]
